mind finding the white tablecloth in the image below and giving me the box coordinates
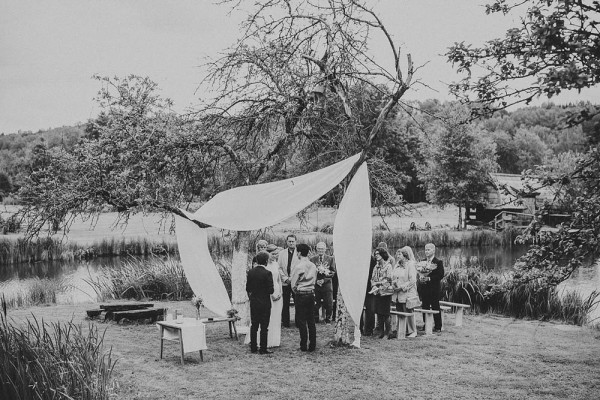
[157,318,207,353]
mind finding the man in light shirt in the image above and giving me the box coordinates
[291,243,317,352]
[278,234,299,327]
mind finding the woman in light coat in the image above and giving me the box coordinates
[390,246,418,338]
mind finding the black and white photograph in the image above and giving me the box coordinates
[1,1,599,399]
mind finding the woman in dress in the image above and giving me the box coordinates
[371,247,394,338]
[265,244,283,347]
[390,246,419,338]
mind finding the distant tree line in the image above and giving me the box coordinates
[0,101,594,206]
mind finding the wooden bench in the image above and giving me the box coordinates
[439,305,451,331]
[390,311,415,339]
[413,308,439,335]
[108,307,166,323]
[439,301,470,327]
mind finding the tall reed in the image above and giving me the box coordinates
[86,256,194,301]
[441,262,600,326]
[0,236,177,265]
[1,277,68,309]
[0,304,115,399]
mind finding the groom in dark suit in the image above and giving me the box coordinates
[419,243,445,332]
[246,251,274,354]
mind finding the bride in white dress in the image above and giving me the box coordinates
[264,245,283,347]
[245,244,283,347]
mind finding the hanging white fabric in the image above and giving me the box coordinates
[332,162,372,329]
[182,153,361,231]
[175,215,232,317]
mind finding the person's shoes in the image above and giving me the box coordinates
[308,347,316,352]
[251,348,258,353]
[300,347,308,352]
[407,332,418,338]
[363,331,373,336]
[259,349,273,355]
[388,331,398,339]
[325,319,331,324]
[379,332,386,339]
[417,326,425,331]
[433,328,442,334]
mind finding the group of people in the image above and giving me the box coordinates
[245,235,444,354]
[245,234,336,354]
[363,242,444,339]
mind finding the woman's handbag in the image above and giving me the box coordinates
[406,295,421,309]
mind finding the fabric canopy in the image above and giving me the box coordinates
[183,153,361,231]
[175,215,232,316]
[175,153,371,329]
[332,162,371,326]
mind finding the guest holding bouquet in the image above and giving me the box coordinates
[417,243,444,333]
[370,247,394,339]
[310,242,336,323]
[390,247,419,338]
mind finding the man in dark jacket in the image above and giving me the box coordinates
[246,251,274,354]
[419,243,445,332]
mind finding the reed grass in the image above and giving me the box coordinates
[441,259,600,326]
[0,301,115,399]
[1,277,68,309]
[0,236,177,265]
[86,256,193,301]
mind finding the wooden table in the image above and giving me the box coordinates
[199,317,239,339]
[157,318,207,364]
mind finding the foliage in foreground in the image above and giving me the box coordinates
[0,304,115,400]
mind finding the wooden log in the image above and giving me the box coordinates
[107,307,165,323]
[99,303,154,312]
[86,309,103,318]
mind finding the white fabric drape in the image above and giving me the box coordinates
[332,162,372,326]
[175,215,232,317]
[183,153,361,231]
[175,153,370,322]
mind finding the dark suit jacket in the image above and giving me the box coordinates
[246,265,274,307]
[421,256,444,289]
[366,255,376,294]
[310,254,336,288]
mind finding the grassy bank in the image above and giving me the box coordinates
[5,302,600,400]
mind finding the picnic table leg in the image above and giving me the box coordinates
[397,316,407,340]
[455,308,464,327]
[228,321,233,338]
[231,321,238,340]
[159,326,164,359]
[199,350,203,362]
[178,329,184,365]
[424,314,433,335]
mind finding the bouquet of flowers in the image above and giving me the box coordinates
[226,308,240,320]
[416,261,436,275]
[191,295,204,310]
[317,264,331,276]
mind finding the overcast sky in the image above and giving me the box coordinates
[1,0,597,134]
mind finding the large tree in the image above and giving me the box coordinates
[19,1,416,345]
[418,103,499,228]
[446,0,600,289]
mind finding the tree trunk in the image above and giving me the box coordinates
[231,231,251,327]
[333,292,354,346]
[458,204,463,230]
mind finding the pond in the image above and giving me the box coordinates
[0,246,598,321]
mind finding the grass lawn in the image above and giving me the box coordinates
[6,301,600,400]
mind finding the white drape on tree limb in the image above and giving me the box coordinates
[175,153,370,320]
[182,153,361,231]
[175,215,232,317]
[332,162,371,326]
